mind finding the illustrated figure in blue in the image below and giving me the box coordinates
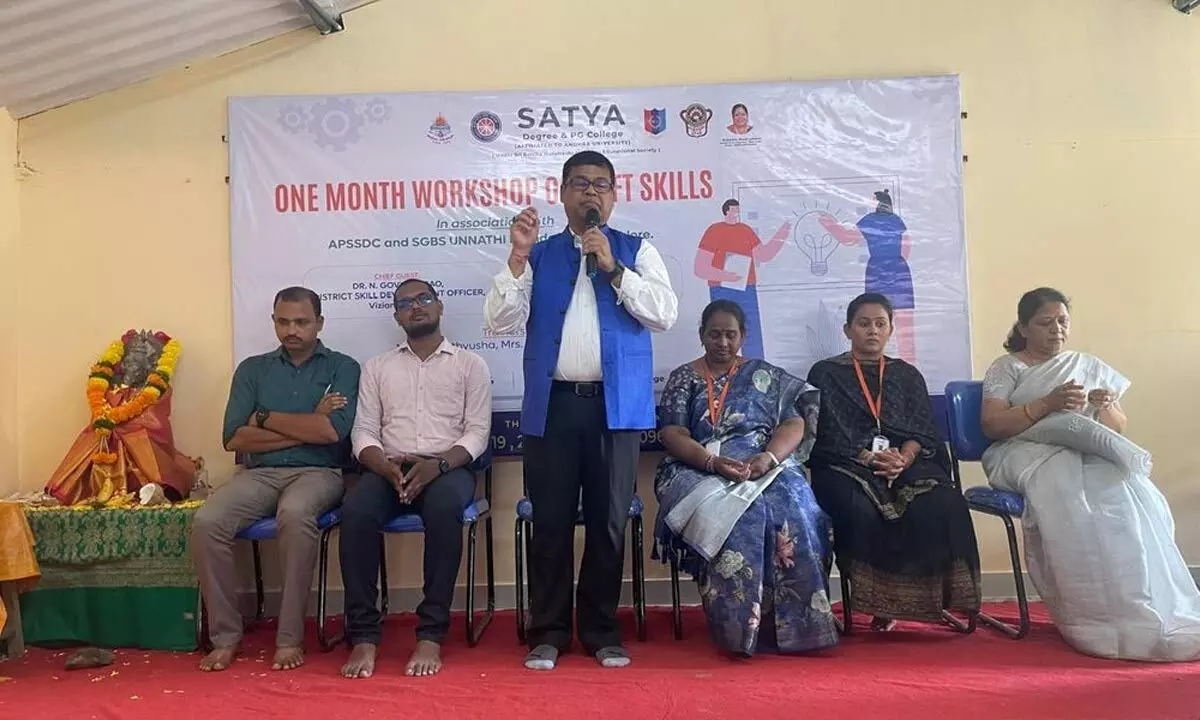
[819,189,916,362]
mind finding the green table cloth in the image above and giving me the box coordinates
[19,504,200,651]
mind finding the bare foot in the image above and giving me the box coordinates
[341,643,377,679]
[199,646,237,672]
[405,640,442,677]
[272,645,305,671]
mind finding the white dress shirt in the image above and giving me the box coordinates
[483,229,679,382]
[350,339,492,461]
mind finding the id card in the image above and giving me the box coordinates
[871,436,890,453]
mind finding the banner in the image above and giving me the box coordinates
[229,76,970,454]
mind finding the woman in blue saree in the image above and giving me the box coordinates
[654,299,839,656]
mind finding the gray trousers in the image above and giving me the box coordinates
[190,466,343,649]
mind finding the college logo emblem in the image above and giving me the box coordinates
[644,108,666,135]
[426,114,453,143]
[679,103,713,138]
[470,111,502,142]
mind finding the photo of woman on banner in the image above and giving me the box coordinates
[694,199,791,360]
[819,189,917,363]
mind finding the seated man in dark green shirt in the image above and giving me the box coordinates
[191,286,360,673]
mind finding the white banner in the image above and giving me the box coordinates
[229,76,970,420]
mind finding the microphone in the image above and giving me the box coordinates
[584,207,601,279]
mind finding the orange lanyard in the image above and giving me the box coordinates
[704,359,740,425]
[852,356,886,431]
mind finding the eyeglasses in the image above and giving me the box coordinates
[566,176,614,194]
[394,291,437,311]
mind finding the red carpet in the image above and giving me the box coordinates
[2,603,1198,719]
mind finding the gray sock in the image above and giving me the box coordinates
[524,644,559,671]
[595,646,631,668]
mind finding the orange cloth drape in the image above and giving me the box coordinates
[44,388,196,506]
[0,502,40,630]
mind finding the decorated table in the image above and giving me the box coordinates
[0,501,41,657]
[14,328,204,651]
[19,502,202,651]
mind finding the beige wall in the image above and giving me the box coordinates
[0,109,18,494]
[8,0,1200,592]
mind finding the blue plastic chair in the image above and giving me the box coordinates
[198,507,343,650]
[513,493,647,644]
[316,451,496,650]
[945,380,1030,639]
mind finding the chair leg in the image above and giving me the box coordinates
[317,527,342,651]
[669,549,683,641]
[251,540,265,623]
[378,534,390,617]
[941,608,978,634]
[465,517,495,647]
[197,594,212,652]
[631,516,646,642]
[840,572,853,635]
[465,522,477,644]
[976,513,1030,639]
[514,517,527,646]
[485,514,496,618]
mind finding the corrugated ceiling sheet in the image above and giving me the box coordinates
[0,0,376,118]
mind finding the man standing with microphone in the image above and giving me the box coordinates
[485,150,678,670]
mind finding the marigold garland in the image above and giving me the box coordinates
[87,330,181,468]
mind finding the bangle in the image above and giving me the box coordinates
[704,454,716,473]
[765,451,781,468]
[1022,404,1037,422]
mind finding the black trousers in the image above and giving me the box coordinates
[524,384,641,653]
[339,468,476,645]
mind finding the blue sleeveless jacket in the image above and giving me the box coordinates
[521,227,656,437]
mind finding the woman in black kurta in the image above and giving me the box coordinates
[806,293,980,628]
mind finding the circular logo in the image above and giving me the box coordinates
[470,111,502,142]
[679,103,713,138]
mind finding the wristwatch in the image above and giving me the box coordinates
[437,458,451,475]
[255,409,271,428]
[609,259,628,285]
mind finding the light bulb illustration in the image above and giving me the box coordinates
[792,207,842,276]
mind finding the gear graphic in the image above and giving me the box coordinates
[277,103,308,134]
[308,97,365,151]
[364,97,392,125]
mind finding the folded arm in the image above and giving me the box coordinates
[261,412,339,445]
[263,359,360,445]
[227,426,302,454]
[614,241,678,332]
[261,357,357,444]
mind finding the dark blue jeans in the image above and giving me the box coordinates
[339,468,475,644]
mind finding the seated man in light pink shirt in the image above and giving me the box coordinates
[339,278,492,680]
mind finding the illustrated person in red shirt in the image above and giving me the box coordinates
[694,199,790,359]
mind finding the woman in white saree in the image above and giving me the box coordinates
[981,287,1200,662]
